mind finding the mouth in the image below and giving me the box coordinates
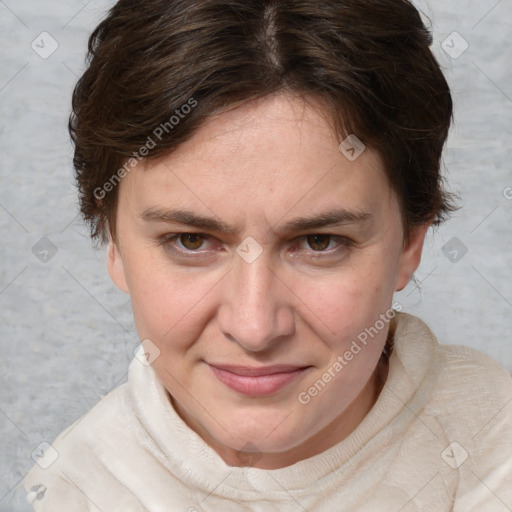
[208,364,312,396]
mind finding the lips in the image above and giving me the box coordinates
[208,363,311,396]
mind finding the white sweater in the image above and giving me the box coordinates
[23,313,512,511]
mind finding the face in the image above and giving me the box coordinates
[108,93,427,469]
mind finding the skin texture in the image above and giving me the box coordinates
[107,93,428,469]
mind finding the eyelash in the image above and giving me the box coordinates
[157,233,354,259]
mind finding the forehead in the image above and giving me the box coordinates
[155,94,342,176]
[118,93,395,230]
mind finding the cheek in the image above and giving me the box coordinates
[125,251,219,347]
[294,264,393,340]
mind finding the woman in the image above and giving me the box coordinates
[24,0,512,510]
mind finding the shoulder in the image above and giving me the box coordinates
[22,382,136,511]
[392,312,512,437]
[434,341,512,405]
[395,312,511,405]
[418,326,512,453]
[431,341,512,508]
[392,315,512,507]
[57,380,133,446]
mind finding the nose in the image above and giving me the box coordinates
[217,253,296,352]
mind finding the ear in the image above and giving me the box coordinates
[107,237,130,294]
[395,223,430,292]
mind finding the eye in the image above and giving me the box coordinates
[159,233,211,253]
[177,233,206,251]
[305,234,333,251]
[292,234,354,259]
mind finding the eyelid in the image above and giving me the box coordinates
[159,233,214,254]
[294,234,354,253]
[159,232,354,258]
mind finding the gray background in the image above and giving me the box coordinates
[1,0,511,510]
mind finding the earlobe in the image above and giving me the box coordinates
[107,238,130,294]
[395,224,430,292]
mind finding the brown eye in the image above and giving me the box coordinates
[306,234,332,251]
[179,233,205,250]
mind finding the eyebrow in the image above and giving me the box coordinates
[140,207,372,235]
[274,209,373,234]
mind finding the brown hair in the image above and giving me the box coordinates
[70,0,456,245]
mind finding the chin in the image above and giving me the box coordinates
[221,409,310,450]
